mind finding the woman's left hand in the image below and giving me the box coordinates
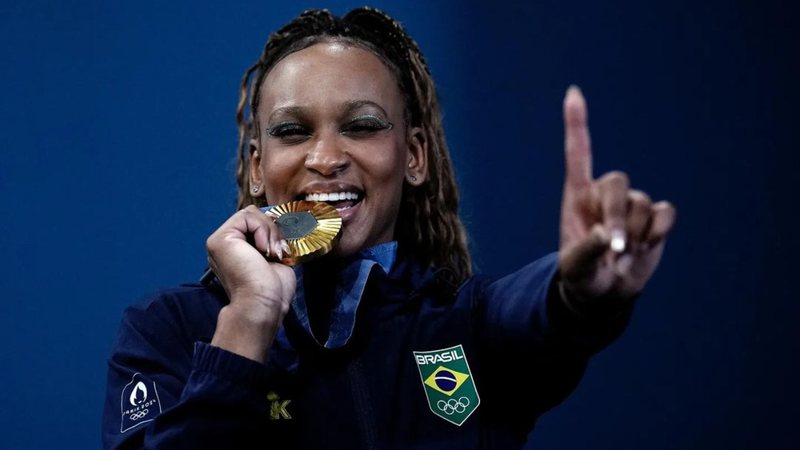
[558,86,677,305]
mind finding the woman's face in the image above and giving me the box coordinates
[251,41,427,257]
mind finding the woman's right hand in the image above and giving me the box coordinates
[206,205,296,363]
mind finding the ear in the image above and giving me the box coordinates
[405,126,428,186]
[249,138,265,197]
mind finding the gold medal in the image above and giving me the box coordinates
[269,201,342,265]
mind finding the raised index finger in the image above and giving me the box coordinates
[563,85,593,189]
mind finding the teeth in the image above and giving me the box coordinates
[304,192,360,202]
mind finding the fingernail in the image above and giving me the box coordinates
[272,241,283,260]
[592,224,610,242]
[610,229,626,253]
[616,254,633,275]
[280,240,292,256]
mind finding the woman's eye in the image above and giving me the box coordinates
[341,117,393,136]
[267,123,310,142]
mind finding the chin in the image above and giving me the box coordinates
[329,244,358,258]
[330,230,389,258]
[329,233,365,258]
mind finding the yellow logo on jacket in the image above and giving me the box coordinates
[267,391,292,420]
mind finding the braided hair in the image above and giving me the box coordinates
[235,7,472,283]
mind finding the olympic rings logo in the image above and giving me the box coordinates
[436,397,470,415]
[129,409,149,421]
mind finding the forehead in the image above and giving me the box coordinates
[258,42,404,117]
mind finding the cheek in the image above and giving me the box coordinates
[261,149,304,201]
[361,141,407,185]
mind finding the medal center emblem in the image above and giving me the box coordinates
[276,211,318,239]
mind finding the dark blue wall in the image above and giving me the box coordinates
[1,0,796,448]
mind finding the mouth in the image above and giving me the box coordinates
[297,190,364,213]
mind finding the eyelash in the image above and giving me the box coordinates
[342,116,394,135]
[268,123,309,141]
[267,116,393,143]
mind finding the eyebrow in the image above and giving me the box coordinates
[341,100,389,117]
[267,106,307,124]
[266,100,389,124]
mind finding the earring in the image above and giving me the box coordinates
[252,185,260,193]
[410,175,417,182]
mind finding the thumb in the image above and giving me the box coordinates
[560,224,610,282]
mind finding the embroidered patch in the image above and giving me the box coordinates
[413,345,480,426]
[120,373,162,433]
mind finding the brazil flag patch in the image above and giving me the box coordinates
[413,344,480,426]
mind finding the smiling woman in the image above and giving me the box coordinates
[234,9,471,283]
[250,42,422,257]
[102,6,674,450]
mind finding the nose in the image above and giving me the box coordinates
[304,135,349,176]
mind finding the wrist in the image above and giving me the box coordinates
[556,278,638,317]
[211,304,282,364]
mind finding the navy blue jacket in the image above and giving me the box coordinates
[103,253,633,449]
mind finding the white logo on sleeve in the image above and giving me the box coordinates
[130,382,147,405]
[120,373,162,433]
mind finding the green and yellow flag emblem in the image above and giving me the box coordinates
[413,344,480,426]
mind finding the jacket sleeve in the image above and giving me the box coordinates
[473,252,635,426]
[102,294,272,450]
[477,252,635,354]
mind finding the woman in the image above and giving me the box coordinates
[103,7,675,449]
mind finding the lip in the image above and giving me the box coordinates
[336,200,360,224]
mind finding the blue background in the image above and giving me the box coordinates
[1,0,797,448]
